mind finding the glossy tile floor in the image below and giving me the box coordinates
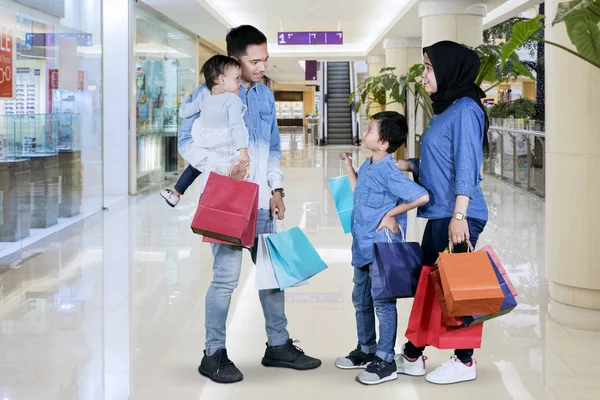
[1,129,598,400]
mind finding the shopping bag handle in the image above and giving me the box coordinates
[272,213,285,232]
[338,156,355,176]
[383,226,406,243]
[447,240,475,253]
[227,156,250,180]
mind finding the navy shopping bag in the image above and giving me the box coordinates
[371,228,424,300]
[462,252,518,326]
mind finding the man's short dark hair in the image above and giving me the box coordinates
[226,25,268,58]
[372,111,408,154]
[201,55,240,90]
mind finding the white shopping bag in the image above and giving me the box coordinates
[255,232,309,291]
[255,233,280,290]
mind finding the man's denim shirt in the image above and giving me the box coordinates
[178,82,283,210]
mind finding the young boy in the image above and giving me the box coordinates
[335,111,429,385]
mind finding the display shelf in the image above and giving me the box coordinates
[58,150,82,218]
[0,160,32,242]
[30,155,59,229]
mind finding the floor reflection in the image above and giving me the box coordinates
[0,128,597,400]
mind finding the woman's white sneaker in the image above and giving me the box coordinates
[160,189,180,207]
[395,353,427,376]
[425,356,476,385]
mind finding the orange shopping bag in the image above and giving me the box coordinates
[438,244,504,317]
[430,269,463,327]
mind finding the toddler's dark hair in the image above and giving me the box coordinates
[201,55,241,90]
[226,25,268,58]
[371,111,408,154]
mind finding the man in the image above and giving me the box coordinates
[177,25,321,384]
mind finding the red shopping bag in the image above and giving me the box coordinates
[406,266,483,349]
[191,172,259,247]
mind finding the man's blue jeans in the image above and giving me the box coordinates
[205,209,289,355]
[353,264,397,363]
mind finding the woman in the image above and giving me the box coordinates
[395,41,489,385]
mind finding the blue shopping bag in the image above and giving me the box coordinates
[329,174,353,234]
[462,253,518,326]
[265,227,328,290]
[371,228,424,300]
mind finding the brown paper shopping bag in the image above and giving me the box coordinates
[438,247,504,317]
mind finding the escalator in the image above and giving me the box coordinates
[325,62,354,145]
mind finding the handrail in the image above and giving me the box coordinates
[484,125,545,199]
[489,125,545,138]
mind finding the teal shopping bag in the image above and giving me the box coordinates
[329,175,353,234]
[265,227,328,290]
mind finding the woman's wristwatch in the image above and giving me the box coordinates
[454,212,466,221]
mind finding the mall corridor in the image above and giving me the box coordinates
[1,0,599,398]
[0,133,595,399]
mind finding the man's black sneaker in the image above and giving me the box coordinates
[261,339,321,370]
[198,349,243,384]
[335,348,378,369]
[356,357,398,385]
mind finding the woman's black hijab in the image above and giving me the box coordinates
[423,40,489,155]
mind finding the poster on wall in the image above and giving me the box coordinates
[0,9,16,99]
[48,69,59,113]
[3,67,42,116]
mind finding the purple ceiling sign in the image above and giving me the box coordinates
[277,31,343,45]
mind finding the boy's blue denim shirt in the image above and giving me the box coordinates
[411,97,489,222]
[351,154,428,268]
[178,81,283,210]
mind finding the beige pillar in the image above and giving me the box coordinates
[418,1,486,48]
[383,38,423,114]
[545,0,600,331]
[366,55,386,115]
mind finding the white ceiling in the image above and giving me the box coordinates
[142,0,526,84]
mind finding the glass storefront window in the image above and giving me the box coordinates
[0,0,103,261]
[134,5,198,190]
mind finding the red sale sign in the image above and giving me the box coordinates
[0,10,15,99]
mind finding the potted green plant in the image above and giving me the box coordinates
[350,67,403,117]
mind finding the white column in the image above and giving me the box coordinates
[545,0,600,331]
[366,56,386,115]
[383,38,422,113]
[103,0,136,201]
[419,0,486,48]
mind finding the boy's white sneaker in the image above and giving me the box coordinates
[395,353,427,376]
[160,189,180,207]
[425,356,476,385]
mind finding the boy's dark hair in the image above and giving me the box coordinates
[201,55,240,90]
[226,25,268,58]
[371,111,408,154]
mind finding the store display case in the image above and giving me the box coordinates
[30,153,59,229]
[10,114,60,229]
[17,114,59,157]
[163,107,180,174]
[292,102,303,119]
[56,114,82,218]
[276,100,304,127]
[0,115,32,242]
[57,114,80,152]
[278,102,292,119]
